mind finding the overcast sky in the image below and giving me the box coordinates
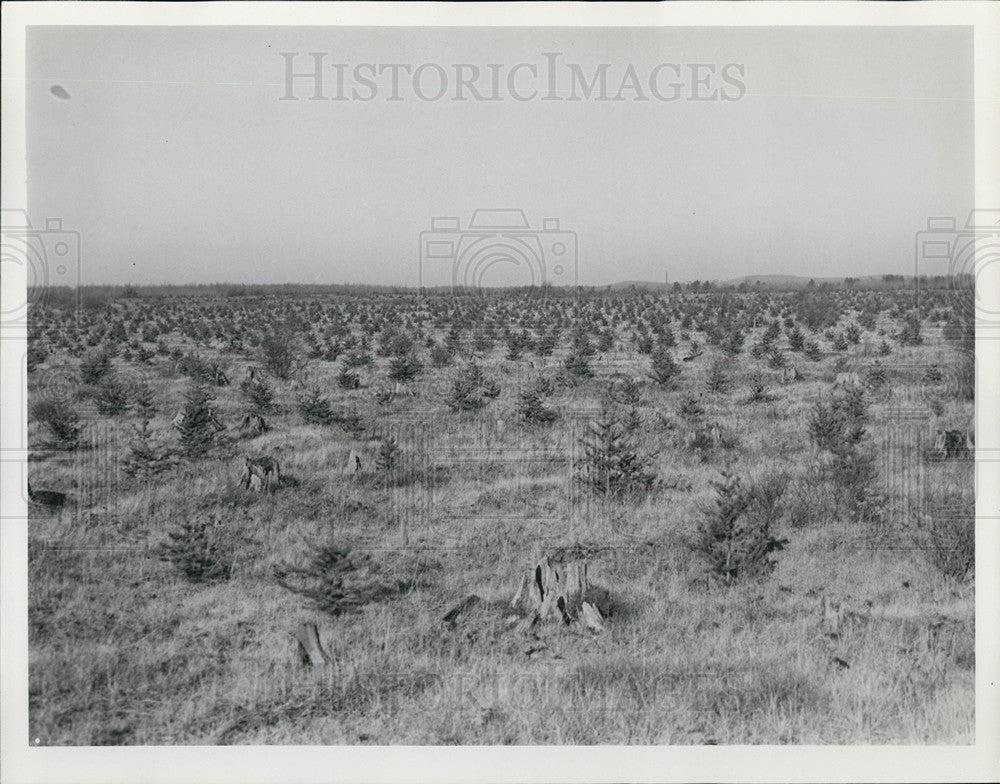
[27,25,972,287]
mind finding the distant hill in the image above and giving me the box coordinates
[606,274,914,291]
[725,275,838,289]
[723,274,913,290]
[606,280,668,290]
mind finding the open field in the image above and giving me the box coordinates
[26,283,974,744]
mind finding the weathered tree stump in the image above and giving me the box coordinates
[512,551,605,632]
[293,621,332,666]
[239,413,268,437]
[819,596,845,639]
[579,601,606,633]
[240,454,280,493]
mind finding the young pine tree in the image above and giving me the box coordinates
[375,434,401,473]
[694,470,788,584]
[178,382,221,459]
[577,409,656,499]
[706,360,730,393]
[648,345,680,387]
[124,382,172,481]
[297,384,335,426]
[240,373,275,413]
[518,388,558,424]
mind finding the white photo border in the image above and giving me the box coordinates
[2,3,998,783]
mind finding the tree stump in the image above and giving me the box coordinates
[443,594,482,628]
[819,596,845,639]
[512,551,604,632]
[293,621,332,666]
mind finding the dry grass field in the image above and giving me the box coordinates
[25,282,975,744]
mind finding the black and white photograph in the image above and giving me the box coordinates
[1,3,998,783]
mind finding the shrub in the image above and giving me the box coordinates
[388,353,423,383]
[375,435,400,473]
[684,423,734,462]
[373,382,394,406]
[787,326,805,352]
[331,405,367,437]
[94,375,129,416]
[677,391,705,421]
[297,384,335,426]
[865,363,887,392]
[178,382,221,458]
[445,362,500,412]
[534,330,559,357]
[26,340,49,372]
[274,542,435,618]
[896,314,923,346]
[610,377,642,408]
[429,340,453,368]
[766,350,787,370]
[807,388,866,456]
[693,470,788,583]
[648,345,680,387]
[784,463,833,529]
[444,326,464,355]
[922,365,943,385]
[260,326,303,380]
[635,332,654,355]
[176,353,228,386]
[722,330,744,357]
[706,360,730,393]
[30,399,82,448]
[79,349,113,385]
[131,380,158,420]
[471,328,494,354]
[804,341,822,362]
[504,330,532,361]
[240,373,275,413]
[518,388,558,424]
[920,500,974,581]
[344,349,373,368]
[563,353,593,379]
[576,409,657,498]
[158,513,248,583]
[825,449,879,521]
[336,365,361,390]
[123,419,174,482]
[743,372,776,404]
[570,328,596,358]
